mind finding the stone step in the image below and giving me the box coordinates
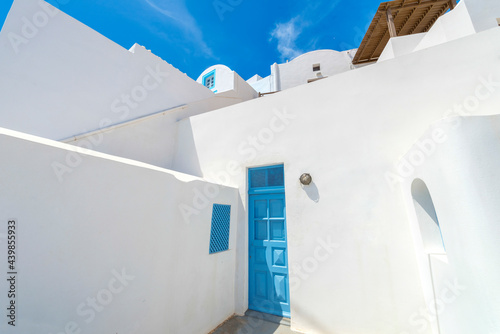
[244,310,291,327]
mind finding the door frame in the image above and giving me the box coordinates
[247,164,290,318]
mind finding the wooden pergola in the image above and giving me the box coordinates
[352,0,457,65]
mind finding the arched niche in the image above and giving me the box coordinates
[411,179,446,254]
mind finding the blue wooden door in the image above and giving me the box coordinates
[248,165,290,317]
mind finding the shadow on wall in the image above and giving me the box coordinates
[172,120,203,177]
[234,193,247,316]
[411,179,445,254]
[302,182,320,203]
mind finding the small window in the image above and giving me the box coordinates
[249,165,284,189]
[209,204,231,254]
[203,70,216,89]
[313,64,321,72]
[205,75,214,88]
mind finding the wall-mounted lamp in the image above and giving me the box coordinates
[300,173,312,186]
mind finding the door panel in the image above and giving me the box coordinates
[249,192,290,317]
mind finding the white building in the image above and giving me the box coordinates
[245,49,357,94]
[196,64,258,101]
[1,0,500,333]
[197,50,357,96]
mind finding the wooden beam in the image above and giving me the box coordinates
[354,0,453,65]
[378,0,448,13]
[353,58,379,65]
[448,0,456,9]
[423,15,440,31]
[407,5,433,34]
[352,11,384,63]
[422,5,448,30]
[369,31,390,60]
[398,8,417,35]
[386,8,397,38]
[368,7,402,60]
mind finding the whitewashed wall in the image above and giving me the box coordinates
[173,26,500,334]
[0,0,259,170]
[401,115,500,334]
[248,75,272,94]
[0,128,239,334]
[378,33,426,62]
[0,0,213,140]
[64,92,259,170]
[274,49,355,91]
[197,65,234,93]
[381,0,500,62]
[248,49,356,94]
[197,64,258,100]
[466,0,500,32]
[413,0,477,53]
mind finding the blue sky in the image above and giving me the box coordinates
[0,0,381,80]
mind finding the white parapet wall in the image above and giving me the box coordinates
[0,0,214,141]
[274,49,355,91]
[248,49,356,94]
[0,0,260,171]
[0,127,240,334]
[380,0,500,62]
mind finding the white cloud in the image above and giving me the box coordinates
[270,1,341,61]
[143,0,214,58]
[270,17,304,62]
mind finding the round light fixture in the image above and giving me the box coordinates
[300,173,312,186]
